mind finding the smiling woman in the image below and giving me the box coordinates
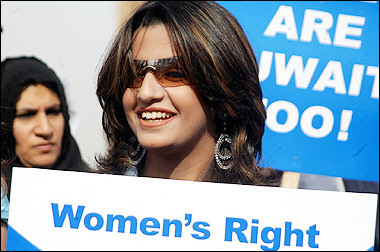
[1,56,89,200]
[96,1,283,185]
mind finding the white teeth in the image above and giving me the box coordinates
[141,111,173,120]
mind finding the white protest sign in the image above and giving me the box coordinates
[7,167,377,251]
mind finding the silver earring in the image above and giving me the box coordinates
[214,133,233,170]
[129,136,146,166]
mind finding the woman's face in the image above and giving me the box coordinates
[123,24,215,154]
[13,84,65,168]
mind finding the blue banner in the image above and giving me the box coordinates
[219,1,379,181]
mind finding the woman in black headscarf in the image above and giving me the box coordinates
[1,56,89,199]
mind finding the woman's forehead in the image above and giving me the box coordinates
[131,24,176,60]
[16,84,60,109]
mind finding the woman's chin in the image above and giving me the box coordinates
[139,140,177,154]
[30,159,56,169]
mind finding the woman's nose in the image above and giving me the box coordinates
[34,113,54,139]
[137,71,165,104]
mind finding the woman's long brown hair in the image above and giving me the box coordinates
[96,1,282,186]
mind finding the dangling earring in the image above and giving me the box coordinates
[129,136,146,166]
[214,117,233,170]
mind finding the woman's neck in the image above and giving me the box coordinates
[141,133,216,181]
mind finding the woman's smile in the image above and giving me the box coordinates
[137,111,177,128]
[136,107,177,128]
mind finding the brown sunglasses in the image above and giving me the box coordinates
[131,57,190,88]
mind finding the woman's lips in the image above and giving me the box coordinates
[35,143,54,152]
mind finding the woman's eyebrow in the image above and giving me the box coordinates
[47,104,61,110]
[16,104,61,113]
[16,108,38,113]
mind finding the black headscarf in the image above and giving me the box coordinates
[1,56,89,199]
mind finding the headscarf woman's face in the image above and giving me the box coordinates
[13,84,65,168]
